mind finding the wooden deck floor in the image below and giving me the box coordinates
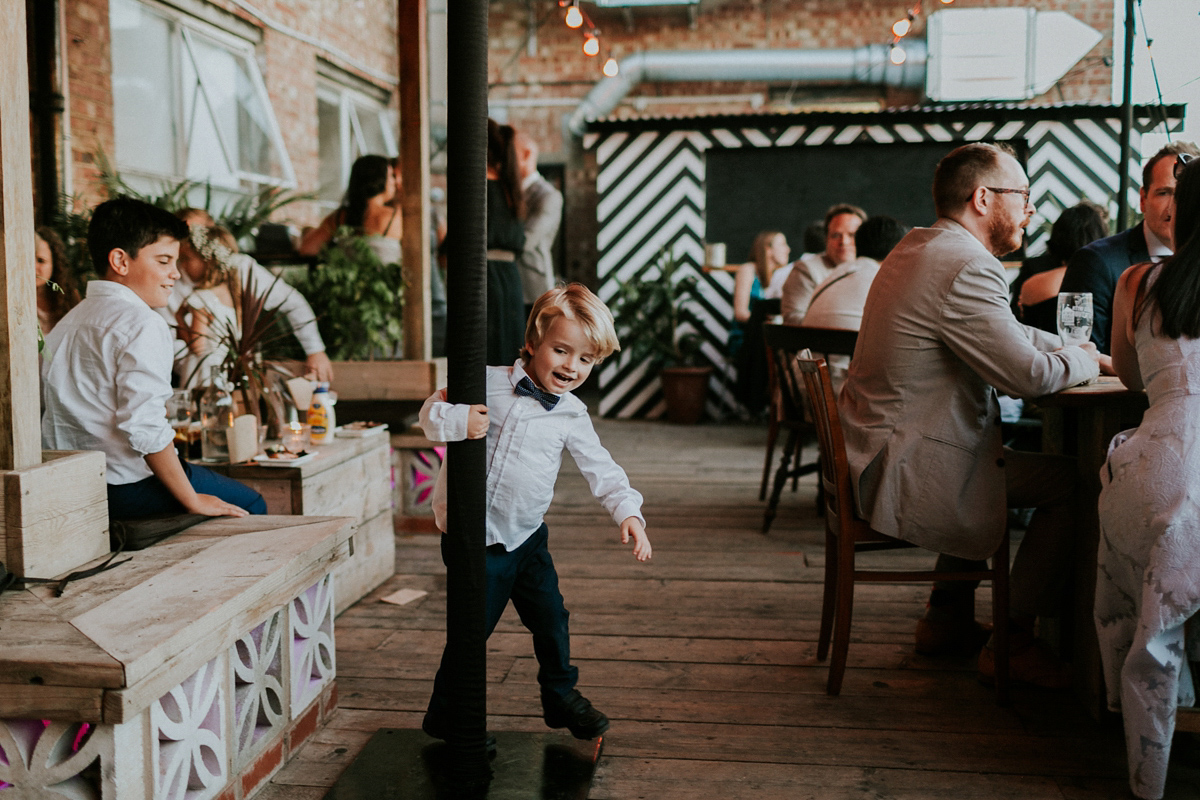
[264,419,1200,799]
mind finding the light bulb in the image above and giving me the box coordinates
[603,57,619,77]
[940,0,954,4]
[565,6,583,28]
[583,35,600,57]
[889,45,907,65]
[891,18,911,37]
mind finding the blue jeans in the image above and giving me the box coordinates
[427,523,577,719]
[107,456,267,518]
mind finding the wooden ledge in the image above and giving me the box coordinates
[0,514,352,723]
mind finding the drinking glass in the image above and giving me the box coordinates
[1056,292,1093,347]
[166,390,194,458]
[282,422,310,455]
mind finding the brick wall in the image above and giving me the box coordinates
[485,0,1115,285]
[62,0,399,226]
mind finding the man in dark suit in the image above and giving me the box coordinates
[1060,141,1198,353]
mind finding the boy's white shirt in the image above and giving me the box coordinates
[41,280,176,484]
[420,361,644,550]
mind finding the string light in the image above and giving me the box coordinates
[891,17,911,37]
[565,5,583,29]
[583,34,600,57]
[889,45,907,65]
[603,56,619,77]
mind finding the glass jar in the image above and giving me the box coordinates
[200,366,235,462]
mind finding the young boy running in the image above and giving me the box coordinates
[420,283,651,744]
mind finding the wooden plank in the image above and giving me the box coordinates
[0,590,124,689]
[4,450,109,578]
[332,511,395,615]
[331,360,442,401]
[0,0,40,473]
[299,440,390,521]
[58,516,353,720]
[0,683,105,721]
[398,0,431,361]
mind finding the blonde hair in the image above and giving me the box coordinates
[751,230,785,288]
[523,283,620,362]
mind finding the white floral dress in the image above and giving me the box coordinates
[1096,308,1200,800]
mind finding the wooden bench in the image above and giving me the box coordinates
[0,515,352,800]
[204,434,393,614]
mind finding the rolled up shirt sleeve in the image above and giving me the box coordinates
[237,256,326,356]
[419,389,472,443]
[113,326,176,456]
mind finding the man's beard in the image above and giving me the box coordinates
[987,213,1024,257]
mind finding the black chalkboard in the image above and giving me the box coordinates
[705,140,1027,264]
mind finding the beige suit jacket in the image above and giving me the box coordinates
[837,219,1099,560]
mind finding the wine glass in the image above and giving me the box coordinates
[1056,292,1093,347]
[165,390,194,458]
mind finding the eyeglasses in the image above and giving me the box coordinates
[985,186,1031,204]
[1175,152,1195,180]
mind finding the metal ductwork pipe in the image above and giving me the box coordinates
[567,40,928,135]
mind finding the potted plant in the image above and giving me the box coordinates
[611,247,712,424]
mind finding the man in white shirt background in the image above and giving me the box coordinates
[781,202,867,323]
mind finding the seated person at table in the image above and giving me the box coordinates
[172,208,333,383]
[781,202,866,323]
[1095,153,1200,800]
[419,283,651,746]
[41,197,265,520]
[729,230,790,357]
[800,215,909,392]
[1009,201,1108,334]
[838,143,1104,686]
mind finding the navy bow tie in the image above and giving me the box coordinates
[515,376,559,410]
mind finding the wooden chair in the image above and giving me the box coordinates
[794,353,1011,704]
[760,324,858,534]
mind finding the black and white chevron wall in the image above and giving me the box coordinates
[588,104,1184,420]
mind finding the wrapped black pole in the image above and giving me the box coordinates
[442,0,492,787]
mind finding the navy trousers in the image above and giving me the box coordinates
[427,523,577,718]
[107,456,267,518]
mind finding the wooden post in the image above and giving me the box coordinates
[399,0,433,361]
[0,2,41,472]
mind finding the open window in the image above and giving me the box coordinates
[315,64,398,214]
[110,0,296,195]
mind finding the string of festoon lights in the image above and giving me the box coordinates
[559,0,620,76]
[888,0,954,65]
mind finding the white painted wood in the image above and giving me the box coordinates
[288,575,335,717]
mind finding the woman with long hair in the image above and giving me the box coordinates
[728,231,788,360]
[1011,201,1108,332]
[299,154,403,257]
[1095,153,1200,800]
[35,226,81,334]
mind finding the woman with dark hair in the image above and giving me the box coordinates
[1010,201,1108,332]
[298,154,403,257]
[1095,153,1200,800]
[35,226,81,334]
[480,118,527,365]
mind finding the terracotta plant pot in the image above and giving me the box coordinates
[660,365,712,424]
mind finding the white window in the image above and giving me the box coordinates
[316,69,398,213]
[110,0,295,193]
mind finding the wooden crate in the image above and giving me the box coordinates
[0,450,108,578]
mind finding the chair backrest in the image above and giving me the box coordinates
[762,324,858,423]
[793,354,857,535]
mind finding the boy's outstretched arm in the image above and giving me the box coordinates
[621,516,652,561]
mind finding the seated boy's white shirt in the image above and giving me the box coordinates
[420,361,644,550]
[41,281,176,484]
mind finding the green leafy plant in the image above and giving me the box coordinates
[289,230,405,360]
[610,247,706,372]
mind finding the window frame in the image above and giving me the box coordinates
[110,0,297,191]
[315,65,398,214]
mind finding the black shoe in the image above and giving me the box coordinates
[422,712,498,756]
[542,690,610,739]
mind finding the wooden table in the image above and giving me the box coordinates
[1036,376,1148,718]
[201,433,394,614]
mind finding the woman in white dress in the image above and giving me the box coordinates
[1096,151,1200,800]
[176,226,242,389]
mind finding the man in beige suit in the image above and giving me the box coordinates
[838,143,1105,686]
